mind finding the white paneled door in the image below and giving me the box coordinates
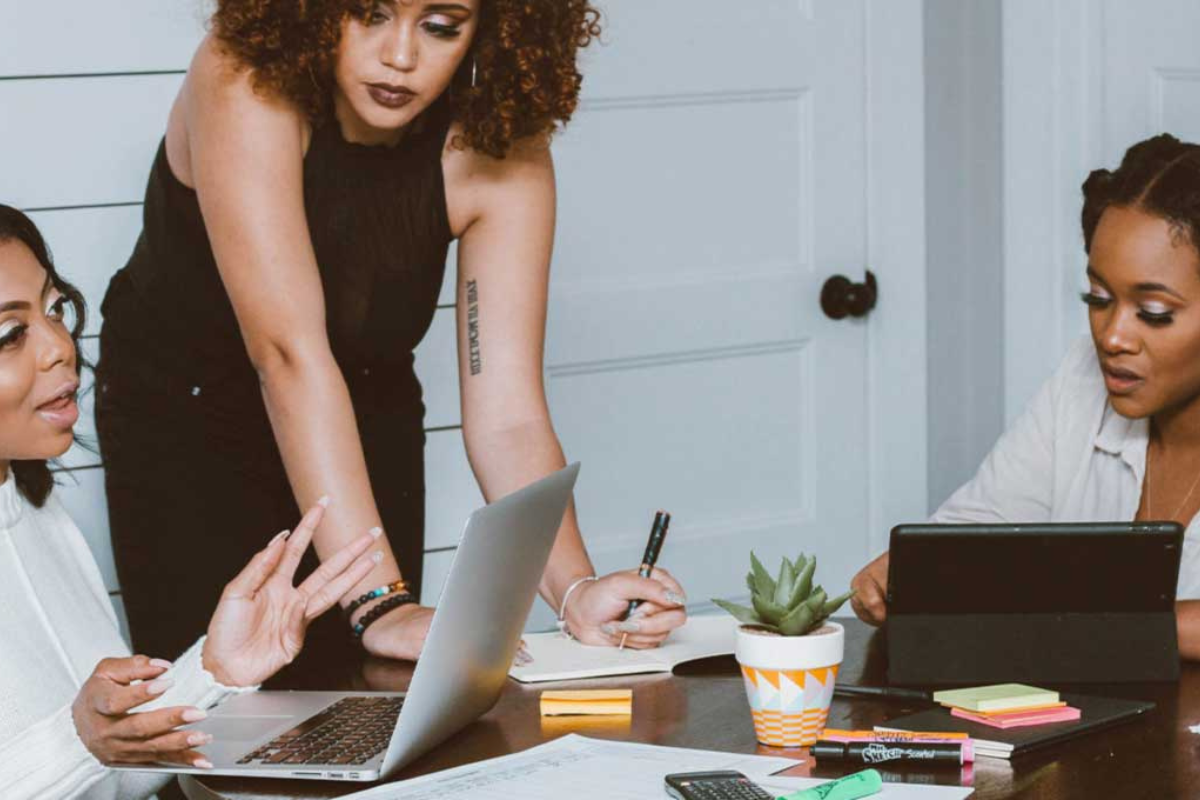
[526,0,926,617]
[1102,0,1200,153]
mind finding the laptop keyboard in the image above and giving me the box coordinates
[236,696,403,766]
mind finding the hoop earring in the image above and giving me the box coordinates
[471,59,478,89]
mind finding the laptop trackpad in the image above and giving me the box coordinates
[198,717,289,743]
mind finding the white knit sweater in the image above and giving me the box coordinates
[0,475,251,799]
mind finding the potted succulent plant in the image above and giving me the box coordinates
[714,552,853,748]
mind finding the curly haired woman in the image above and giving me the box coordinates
[96,0,688,671]
[849,133,1200,660]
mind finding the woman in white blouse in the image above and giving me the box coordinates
[852,134,1200,660]
[0,203,382,797]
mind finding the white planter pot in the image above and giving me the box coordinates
[734,622,845,747]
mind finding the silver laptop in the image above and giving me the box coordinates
[120,463,579,781]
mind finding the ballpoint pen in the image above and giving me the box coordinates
[619,510,671,650]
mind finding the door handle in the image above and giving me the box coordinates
[820,270,878,320]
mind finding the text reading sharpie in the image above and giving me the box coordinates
[776,768,883,800]
[819,730,973,761]
[811,740,967,767]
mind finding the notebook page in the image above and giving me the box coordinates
[510,614,738,683]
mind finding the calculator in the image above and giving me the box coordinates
[664,770,775,800]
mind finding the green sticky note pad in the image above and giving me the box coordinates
[932,683,1059,712]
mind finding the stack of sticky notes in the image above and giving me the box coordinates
[932,684,1080,730]
[539,689,633,717]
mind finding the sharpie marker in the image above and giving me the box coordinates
[776,769,883,800]
[818,730,973,760]
[811,740,968,767]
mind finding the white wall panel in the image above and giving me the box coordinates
[412,309,459,429]
[552,94,810,288]
[0,1,205,77]
[423,429,483,550]
[3,74,181,209]
[419,550,454,606]
[52,466,116,592]
[1155,70,1200,143]
[579,3,811,99]
[548,345,816,544]
[27,206,141,334]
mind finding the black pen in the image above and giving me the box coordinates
[619,510,671,649]
[833,685,932,702]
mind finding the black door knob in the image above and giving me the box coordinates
[820,270,878,320]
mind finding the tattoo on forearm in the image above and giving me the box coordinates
[467,279,483,376]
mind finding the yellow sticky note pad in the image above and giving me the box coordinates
[539,689,633,717]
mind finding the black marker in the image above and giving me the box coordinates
[811,740,966,767]
[833,685,932,703]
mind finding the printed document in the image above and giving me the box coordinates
[339,734,798,800]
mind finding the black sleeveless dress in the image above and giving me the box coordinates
[95,99,453,671]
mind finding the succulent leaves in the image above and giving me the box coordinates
[712,551,854,636]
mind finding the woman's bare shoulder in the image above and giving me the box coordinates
[167,34,309,186]
[442,122,554,236]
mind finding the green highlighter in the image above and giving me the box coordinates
[776,769,883,800]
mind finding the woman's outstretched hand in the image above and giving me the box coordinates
[565,568,688,649]
[202,499,382,687]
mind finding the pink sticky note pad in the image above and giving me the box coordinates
[952,705,1082,729]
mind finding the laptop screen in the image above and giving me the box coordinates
[886,522,1182,615]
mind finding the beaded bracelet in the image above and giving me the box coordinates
[351,592,418,640]
[344,580,409,621]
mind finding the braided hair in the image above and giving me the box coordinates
[1082,133,1200,254]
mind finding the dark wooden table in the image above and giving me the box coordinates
[183,619,1200,799]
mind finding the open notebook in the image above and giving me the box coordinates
[509,614,738,683]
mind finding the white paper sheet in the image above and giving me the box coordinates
[510,614,737,682]
[761,775,975,799]
[340,734,800,800]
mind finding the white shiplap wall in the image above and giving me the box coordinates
[2,1,480,636]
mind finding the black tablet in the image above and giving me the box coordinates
[885,522,1183,685]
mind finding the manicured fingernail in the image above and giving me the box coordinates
[368,526,383,539]
[195,758,214,769]
[149,658,173,670]
[317,495,331,508]
[618,620,642,633]
[188,732,213,746]
[270,529,289,545]
[600,623,617,636]
[665,591,687,606]
[371,550,383,564]
[147,679,173,695]
[182,708,207,723]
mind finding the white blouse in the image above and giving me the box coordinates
[0,475,249,799]
[931,335,1200,600]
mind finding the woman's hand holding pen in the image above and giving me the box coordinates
[565,569,688,649]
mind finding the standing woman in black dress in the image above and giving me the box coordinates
[97,0,687,666]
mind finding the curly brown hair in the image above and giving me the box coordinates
[211,1,602,158]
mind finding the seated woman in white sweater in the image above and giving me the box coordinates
[0,203,384,798]
[850,133,1200,660]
